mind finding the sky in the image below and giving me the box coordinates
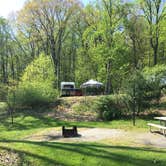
[0,0,91,18]
[0,0,26,18]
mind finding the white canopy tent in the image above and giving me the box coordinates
[81,79,103,88]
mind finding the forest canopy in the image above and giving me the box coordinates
[0,0,166,95]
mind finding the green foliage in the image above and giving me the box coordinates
[123,68,163,116]
[143,65,166,87]
[142,65,166,103]
[0,84,8,101]
[123,70,149,112]
[95,94,126,120]
[21,54,55,84]
[8,54,57,108]
[0,0,166,98]
[8,82,57,108]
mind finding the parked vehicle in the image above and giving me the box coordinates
[60,82,82,97]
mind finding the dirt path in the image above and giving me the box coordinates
[24,127,166,148]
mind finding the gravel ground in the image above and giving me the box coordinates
[24,127,166,148]
[0,150,20,166]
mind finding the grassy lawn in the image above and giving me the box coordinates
[0,113,155,140]
[0,104,166,166]
[0,141,166,166]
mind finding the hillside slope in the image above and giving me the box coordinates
[49,96,102,121]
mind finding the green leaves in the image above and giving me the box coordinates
[8,54,58,108]
[21,54,55,85]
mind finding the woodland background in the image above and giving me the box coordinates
[0,0,166,97]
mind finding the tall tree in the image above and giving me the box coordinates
[123,4,147,69]
[101,0,125,94]
[141,0,166,65]
[17,0,80,89]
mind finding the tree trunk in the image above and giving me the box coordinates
[56,29,63,90]
[153,47,158,65]
[132,84,136,126]
[105,60,113,94]
[50,35,59,89]
[1,55,7,84]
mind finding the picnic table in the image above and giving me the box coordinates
[154,117,166,126]
[147,117,166,137]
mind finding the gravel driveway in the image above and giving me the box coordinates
[24,127,166,148]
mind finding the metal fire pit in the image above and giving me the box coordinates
[62,126,79,137]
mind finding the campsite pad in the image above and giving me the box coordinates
[24,128,124,142]
[24,128,166,148]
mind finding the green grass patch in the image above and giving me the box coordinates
[0,141,166,166]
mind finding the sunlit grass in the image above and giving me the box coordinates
[0,141,166,166]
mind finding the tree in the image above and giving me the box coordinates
[17,0,80,89]
[141,0,166,65]
[123,3,148,69]
[0,17,21,84]
[76,1,129,93]
[0,17,10,83]
[123,70,148,126]
[124,65,165,125]
[101,0,125,94]
[8,54,58,108]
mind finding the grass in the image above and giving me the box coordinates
[0,140,166,166]
[0,112,155,140]
[0,102,165,166]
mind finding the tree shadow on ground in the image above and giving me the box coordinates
[0,107,161,132]
[0,139,166,166]
[0,109,97,131]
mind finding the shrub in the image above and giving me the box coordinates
[95,94,126,120]
[143,65,166,91]
[122,69,162,125]
[7,54,58,108]
[8,82,58,108]
[123,70,150,113]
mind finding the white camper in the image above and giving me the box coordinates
[60,82,75,96]
[61,82,75,90]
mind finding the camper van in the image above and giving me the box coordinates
[60,82,82,97]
